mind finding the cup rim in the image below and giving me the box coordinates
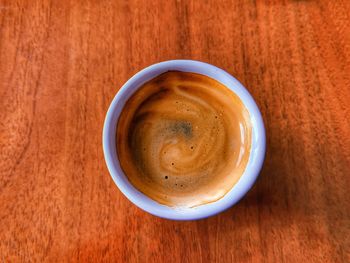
[103,60,266,220]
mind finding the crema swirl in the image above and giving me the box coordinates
[116,71,252,207]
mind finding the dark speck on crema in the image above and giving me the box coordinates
[170,121,192,138]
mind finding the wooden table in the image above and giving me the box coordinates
[1,1,349,262]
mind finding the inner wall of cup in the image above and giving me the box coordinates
[105,60,264,219]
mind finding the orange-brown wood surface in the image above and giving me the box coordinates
[1,0,349,262]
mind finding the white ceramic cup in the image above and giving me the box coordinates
[103,60,266,220]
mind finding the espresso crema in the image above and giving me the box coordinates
[116,71,252,207]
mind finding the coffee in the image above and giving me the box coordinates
[116,71,252,207]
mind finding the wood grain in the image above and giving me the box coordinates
[1,0,349,262]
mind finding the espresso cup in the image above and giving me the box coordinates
[103,60,266,220]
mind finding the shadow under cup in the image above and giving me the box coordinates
[103,60,266,220]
